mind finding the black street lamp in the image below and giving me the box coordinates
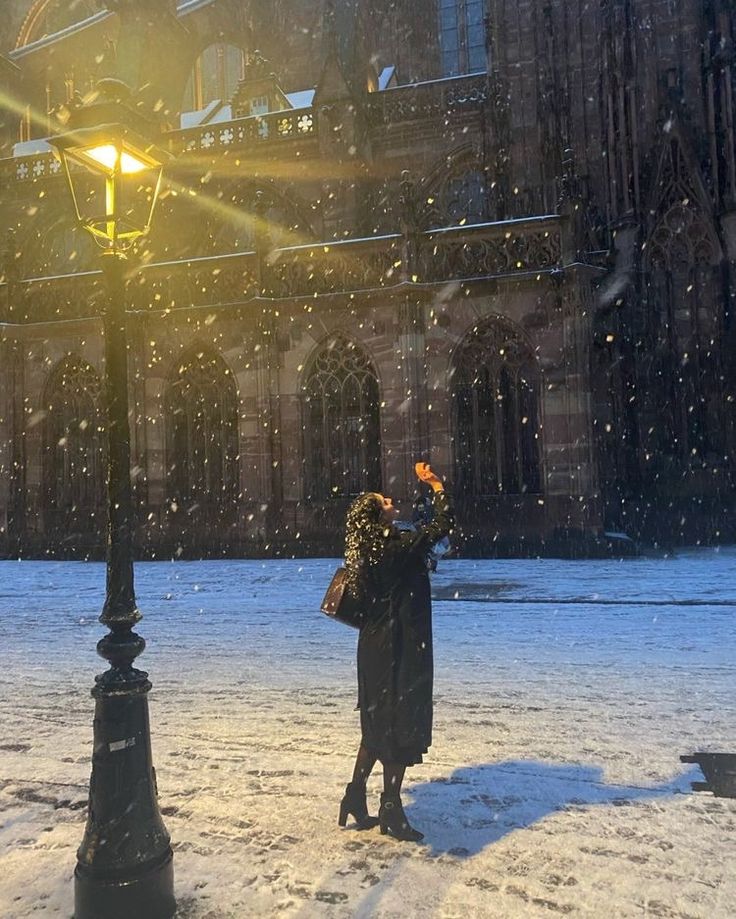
[49,79,175,919]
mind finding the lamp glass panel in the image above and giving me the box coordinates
[120,151,150,174]
[83,144,118,172]
[81,144,150,175]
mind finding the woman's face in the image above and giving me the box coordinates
[376,494,400,523]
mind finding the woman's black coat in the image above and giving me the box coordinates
[357,491,454,765]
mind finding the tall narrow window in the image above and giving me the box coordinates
[165,350,239,522]
[645,201,722,460]
[303,337,381,500]
[439,0,487,77]
[452,321,541,496]
[43,357,104,535]
[183,43,245,112]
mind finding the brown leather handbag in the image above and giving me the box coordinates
[320,567,365,628]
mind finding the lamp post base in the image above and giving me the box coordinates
[75,848,175,919]
[75,662,174,919]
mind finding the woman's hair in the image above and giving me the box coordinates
[344,492,390,597]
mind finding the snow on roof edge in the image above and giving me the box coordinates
[10,10,112,59]
[13,139,52,157]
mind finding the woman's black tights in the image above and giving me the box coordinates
[350,745,406,797]
[350,743,377,787]
[382,761,406,797]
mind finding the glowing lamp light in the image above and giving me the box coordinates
[81,144,152,175]
[49,108,170,250]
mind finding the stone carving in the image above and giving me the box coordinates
[420,226,561,281]
[10,221,563,320]
[266,240,401,297]
[177,108,316,155]
[367,74,490,125]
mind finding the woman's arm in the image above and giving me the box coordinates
[387,491,454,562]
[388,463,455,561]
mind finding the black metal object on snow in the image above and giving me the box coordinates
[680,752,736,798]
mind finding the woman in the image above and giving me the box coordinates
[338,461,453,841]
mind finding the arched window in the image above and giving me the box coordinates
[452,320,541,496]
[438,0,486,77]
[183,43,245,112]
[43,357,104,534]
[303,337,381,500]
[165,350,239,521]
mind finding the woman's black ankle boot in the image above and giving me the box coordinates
[338,782,379,830]
[378,792,424,842]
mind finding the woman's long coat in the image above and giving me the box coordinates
[357,491,454,765]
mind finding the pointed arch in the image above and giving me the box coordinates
[647,132,715,226]
[422,145,493,228]
[164,346,239,522]
[451,317,542,497]
[301,335,382,500]
[42,355,105,535]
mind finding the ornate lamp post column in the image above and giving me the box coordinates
[49,79,175,919]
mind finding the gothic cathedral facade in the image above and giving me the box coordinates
[1,0,735,557]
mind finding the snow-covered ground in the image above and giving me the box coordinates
[1,550,735,918]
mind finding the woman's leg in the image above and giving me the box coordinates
[379,761,423,842]
[382,761,406,796]
[339,744,379,829]
[351,743,377,787]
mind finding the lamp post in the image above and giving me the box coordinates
[49,79,175,919]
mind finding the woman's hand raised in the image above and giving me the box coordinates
[414,462,444,492]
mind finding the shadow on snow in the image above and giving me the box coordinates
[403,759,699,858]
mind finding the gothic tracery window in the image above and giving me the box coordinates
[452,321,541,496]
[303,337,381,500]
[43,357,104,534]
[165,350,239,521]
[428,167,489,227]
[438,0,487,77]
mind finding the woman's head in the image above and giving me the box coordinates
[344,492,397,589]
[346,492,399,528]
